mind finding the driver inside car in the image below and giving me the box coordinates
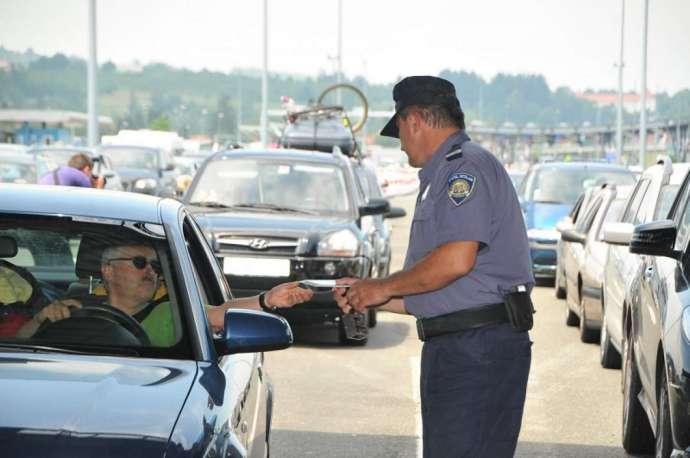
[16,243,312,345]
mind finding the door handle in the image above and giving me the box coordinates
[644,266,654,280]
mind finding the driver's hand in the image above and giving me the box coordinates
[34,299,82,325]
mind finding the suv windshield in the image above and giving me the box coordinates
[100,147,159,170]
[524,167,635,205]
[189,158,352,216]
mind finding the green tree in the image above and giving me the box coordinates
[149,115,172,131]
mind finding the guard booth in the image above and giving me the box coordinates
[0,109,114,145]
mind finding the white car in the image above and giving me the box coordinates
[600,158,690,368]
[560,184,632,343]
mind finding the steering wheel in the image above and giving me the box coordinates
[34,304,151,346]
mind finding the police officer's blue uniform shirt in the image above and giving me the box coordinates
[403,131,533,318]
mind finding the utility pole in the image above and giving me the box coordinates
[260,0,268,147]
[616,0,625,163]
[336,0,343,105]
[639,0,649,168]
[87,0,98,146]
[237,75,243,144]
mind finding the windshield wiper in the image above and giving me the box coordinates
[534,200,565,205]
[0,342,139,357]
[232,203,318,215]
[188,201,233,209]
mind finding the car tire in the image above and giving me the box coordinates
[621,334,654,454]
[555,265,566,299]
[565,302,579,326]
[599,306,621,369]
[656,366,673,458]
[338,313,369,346]
[579,293,598,343]
[368,308,377,328]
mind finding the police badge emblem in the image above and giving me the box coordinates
[447,172,476,206]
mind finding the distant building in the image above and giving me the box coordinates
[0,59,11,72]
[576,90,656,113]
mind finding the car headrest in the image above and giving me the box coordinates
[0,236,18,258]
[75,234,108,279]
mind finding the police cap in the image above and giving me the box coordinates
[380,76,464,138]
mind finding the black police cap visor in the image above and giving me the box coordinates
[380,76,462,138]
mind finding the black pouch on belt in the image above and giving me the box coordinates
[502,285,535,332]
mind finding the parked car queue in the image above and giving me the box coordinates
[551,156,690,457]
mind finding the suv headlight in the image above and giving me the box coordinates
[134,178,157,190]
[318,229,358,257]
[527,228,560,242]
[682,308,690,342]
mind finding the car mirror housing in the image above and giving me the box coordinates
[219,309,293,355]
[629,219,680,259]
[602,222,634,245]
[560,229,586,245]
[360,198,390,217]
[385,206,407,219]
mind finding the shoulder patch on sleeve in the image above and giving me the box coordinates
[447,171,477,206]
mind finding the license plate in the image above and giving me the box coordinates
[223,256,290,277]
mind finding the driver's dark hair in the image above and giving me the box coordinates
[68,153,94,171]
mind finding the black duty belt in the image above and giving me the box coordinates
[416,302,508,341]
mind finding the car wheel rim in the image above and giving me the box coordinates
[600,313,608,358]
[622,338,632,428]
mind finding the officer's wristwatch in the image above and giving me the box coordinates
[259,292,277,312]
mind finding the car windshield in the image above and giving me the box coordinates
[32,149,87,164]
[0,161,36,184]
[189,158,352,215]
[0,217,188,358]
[526,167,635,205]
[100,147,159,170]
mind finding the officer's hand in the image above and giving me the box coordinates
[333,277,359,314]
[345,278,391,314]
[266,281,314,308]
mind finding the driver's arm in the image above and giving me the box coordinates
[15,299,82,338]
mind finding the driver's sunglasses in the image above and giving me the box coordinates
[108,256,161,274]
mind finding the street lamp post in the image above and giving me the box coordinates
[639,0,649,167]
[87,0,99,147]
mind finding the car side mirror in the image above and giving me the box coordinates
[602,222,634,246]
[629,219,680,259]
[218,309,293,355]
[385,206,406,219]
[360,198,390,217]
[560,229,586,245]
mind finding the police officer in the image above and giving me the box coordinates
[334,76,533,457]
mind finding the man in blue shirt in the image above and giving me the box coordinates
[334,76,533,457]
[39,153,105,188]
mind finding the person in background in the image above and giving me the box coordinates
[39,153,105,188]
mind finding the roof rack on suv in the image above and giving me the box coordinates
[279,84,368,160]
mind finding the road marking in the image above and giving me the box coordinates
[410,356,422,458]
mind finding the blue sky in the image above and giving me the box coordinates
[1,0,688,94]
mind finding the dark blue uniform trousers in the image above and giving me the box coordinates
[420,322,531,458]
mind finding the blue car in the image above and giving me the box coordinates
[517,162,635,279]
[0,185,292,457]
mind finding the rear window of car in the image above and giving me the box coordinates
[526,166,635,206]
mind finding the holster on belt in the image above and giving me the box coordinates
[416,302,508,341]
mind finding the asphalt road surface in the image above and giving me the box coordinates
[267,192,647,458]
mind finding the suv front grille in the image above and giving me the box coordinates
[216,235,299,255]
